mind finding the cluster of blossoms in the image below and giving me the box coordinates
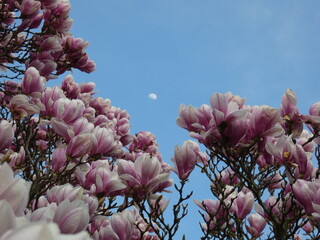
[1,0,95,79]
[177,89,320,239]
[1,1,205,239]
[0,63,198,239]
[2,1,320,240]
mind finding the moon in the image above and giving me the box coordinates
[148,93,157,100]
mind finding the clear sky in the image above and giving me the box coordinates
[69,1,320,239]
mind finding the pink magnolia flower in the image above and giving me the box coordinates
[90,97,111,115]
[28,205,55,222]
[83,107,96,122]
[9,94,43,118]
[90,126,115,155]
[40,36,63,52]
[246,105,282,139]
[210,92,247,125]
[82,195,99,217]
[61,75,80,99]
[0,163,31,216]
[66,132,95,158]
[310,102,320,118]
[176,104,199,132]
[26,52,57,78]
[17,0,41,16]
[80,82,95,94]
[6,147,26,167]
[18,11,43,30]
[72,117,95,135]
[108,210,135,240]
[47,184,84,205]
[96,210,134,240]
[127,131,159,161]
[53,98,85,124]
[83,160,126,196]
[43,0,73,34]
[292,179,320,215]
[51,146,67,172]
[280,89,303,137]
[294,145,314,180]
[21,67,46,97]
[53,199,89,234]
[171,140,207,180]
[41,86,65,116]
[232,191,254,219]
[50,117,72,141]
[46,184,98,218]
[88,216,110,238]
[266,135,297,164]
[107,107,132,145]
[61,37,96,73]
[245,213,266,238]
[210,92,248,147]
[117,154,170,198]
[51,117,95,143]
[0,120,14,152]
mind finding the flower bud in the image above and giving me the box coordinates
[52,146,67,172]
[171,140,207,180]
[246,213,266,238]
[21,67,46,96]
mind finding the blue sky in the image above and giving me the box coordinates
[69,1,320,238]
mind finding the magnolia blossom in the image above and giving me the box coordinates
[280,89,303,137]
[117,154,170,198]
[90,126,115,155]
[232,191,254,219]
[9,94,43,118]
[83,160,126,196]
[41,87,65,116]
[246,213,266,238]
[171,140,207,179]
[53,199,90,234]
[51,146,67,172]
[292,179,320,216]
[47,184,84,205]
[21,67,46,96]
[53,98,85,124]
[210,92,248,147]
[246,105,282,139]
[94,210,134,240]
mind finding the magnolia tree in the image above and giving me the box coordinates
[0,1,320,240]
